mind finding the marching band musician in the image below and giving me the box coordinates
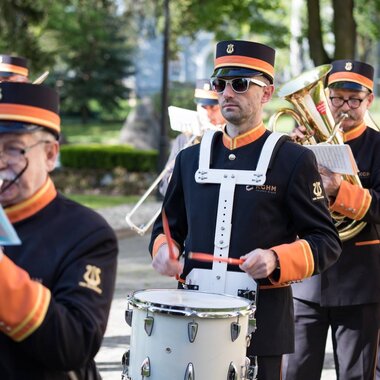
[283,60,380,380]
[0,82,118,379]
[158,78,225,196]
[0,54,29,83]
[149,40,342,380]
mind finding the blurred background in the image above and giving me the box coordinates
[1,0,379,208]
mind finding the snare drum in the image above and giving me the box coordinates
[123,289,256,379]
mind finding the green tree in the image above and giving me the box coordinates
[46,1,133,123]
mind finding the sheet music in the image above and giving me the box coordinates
[305,144,358,175]
[0,206,21,245]
[168,106,202,136]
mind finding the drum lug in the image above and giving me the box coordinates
[227,362,238,380]
[144,316,154,336]
[188,321,198,343]
[230,321,241,342]
[141,357,151,377]
[125,309,133,326]
[184,362,195,379]
[121,350,131,380]
[245,356,258,380]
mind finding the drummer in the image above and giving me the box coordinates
[149,39,342,380]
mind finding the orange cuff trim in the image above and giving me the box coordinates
[330,180,371,220]
[0,255,51,342]
[270,240,314,284]
[152,234,168,257]
[0,104,60,134]
[194,89,218,100]
[215,56,274,79]
[329,72,373,92]
[0,63,28,77]
[355,240,380,246]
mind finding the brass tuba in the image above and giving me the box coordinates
[268,64,367,241]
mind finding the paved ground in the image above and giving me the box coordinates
[93,226,336,380]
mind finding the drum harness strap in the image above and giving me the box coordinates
[185,129,288,299]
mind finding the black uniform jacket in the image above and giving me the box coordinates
[0,178,118,380]
[150,125,341,355]
[292,123,380,306]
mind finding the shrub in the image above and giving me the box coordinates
[60,144,158,172]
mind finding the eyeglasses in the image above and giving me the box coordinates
[0,140,52,162]
[329,95,369,109]
[210,77,267,94]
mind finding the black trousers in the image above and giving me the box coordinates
[283,298,380,380]
[256,356,282,380]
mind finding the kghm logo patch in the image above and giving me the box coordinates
[79,265,102,294]
[312,181,325,201]
[226,44,234,54]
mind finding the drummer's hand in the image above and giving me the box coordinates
[290,125,309,143]
[152,243,183,277]
[318,164,342,198]
[239,249,278,279]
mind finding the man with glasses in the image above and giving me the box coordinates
[149,40,341,380]
[284,60,380,380]
[0,82,118,379]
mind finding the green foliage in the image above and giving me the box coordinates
[60,144,158,171]
[65,193,139,208]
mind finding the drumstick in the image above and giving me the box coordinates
[188,252,245,266]
[162,208,176,260]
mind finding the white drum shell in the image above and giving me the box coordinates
[127,289,255,379]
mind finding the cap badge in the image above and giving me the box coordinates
[226,44,234,54]
[0,89,2,100]
[345,62,353,71]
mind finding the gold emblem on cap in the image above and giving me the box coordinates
[345,62,353,71]
[0,88,2,100]
[79,264,102,294]
[226,44,234,54]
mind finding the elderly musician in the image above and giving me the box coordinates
[284,60,380,380]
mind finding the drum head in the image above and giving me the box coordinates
[128,289,252,317]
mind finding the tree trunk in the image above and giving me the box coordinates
[332,0,356,59]
[306,0,330,65]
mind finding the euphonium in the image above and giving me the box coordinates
[268,64,366,242]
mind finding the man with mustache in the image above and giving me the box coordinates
[0,82,118,379]
[149,40,342,380]
[283,60,380,380]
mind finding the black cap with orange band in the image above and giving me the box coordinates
[0,55,29,79]
[0,82,60,139]
[194,79,219,106]
[327,60,374,93]
[211,40,276,83]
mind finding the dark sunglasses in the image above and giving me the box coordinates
[210,77,267,94]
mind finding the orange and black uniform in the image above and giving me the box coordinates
[150,125,341,357]
[286,122,380,379]
[0,178,118,379]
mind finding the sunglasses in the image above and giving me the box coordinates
[210,77,267,94]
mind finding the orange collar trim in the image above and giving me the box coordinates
[343,122,366,142]
[222,122,266,150]
[5,177,57,223]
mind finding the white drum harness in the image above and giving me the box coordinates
[185,130,287,299]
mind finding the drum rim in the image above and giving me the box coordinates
[127,289,255,318]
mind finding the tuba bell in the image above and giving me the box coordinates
[268,64,367,242]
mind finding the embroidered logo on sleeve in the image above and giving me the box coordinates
[79,265,103,294]
[311,181,325,201]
